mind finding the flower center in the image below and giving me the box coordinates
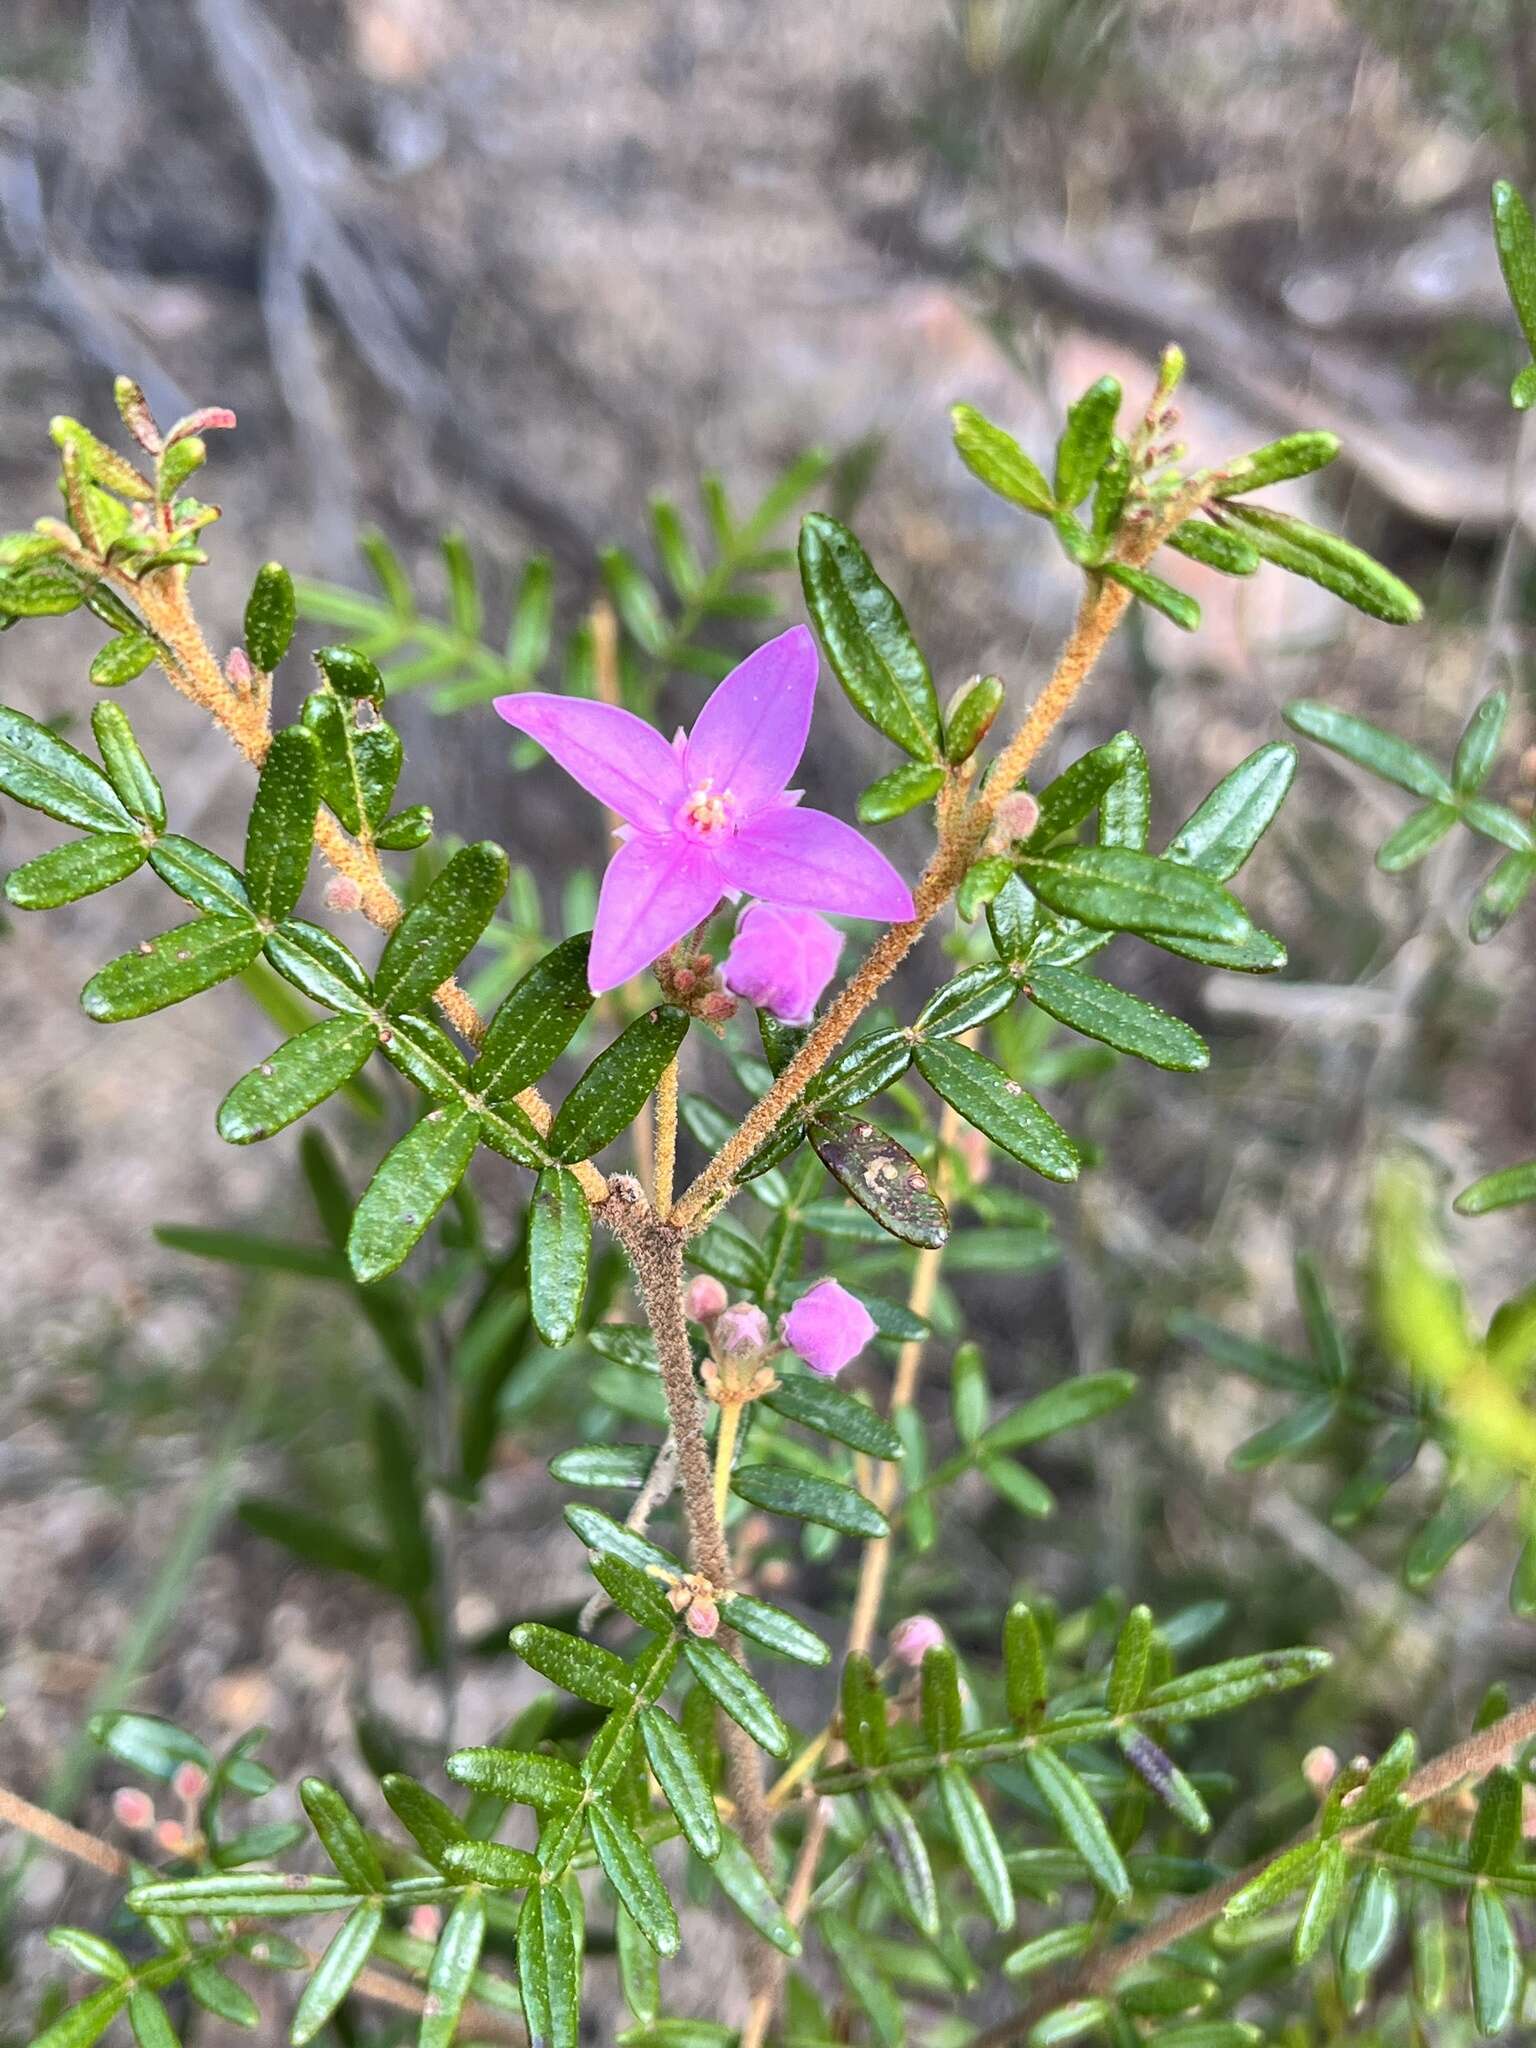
[675,777,738,842]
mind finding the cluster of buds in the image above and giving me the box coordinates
[983,788,1041,858]
[653,940,737,1030]
[664,1571,723,1641]
[688,1282,781,1410]
[111,1760,208,1860]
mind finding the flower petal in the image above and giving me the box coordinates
[716,808,916,923]
[684,625,817,814]
[589,834,723,994]
[494,693,684,834]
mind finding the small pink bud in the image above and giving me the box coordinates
[685,1596,720,1639]
[226,647,254,689]
[890,1616,945,1667]
[324,876,363,913]
[111,1787,155,1832]
[699,991,738,1025]
[722,903,843,1027]
[685,1274,729,1324]
[171,1762,208,1803]
[1302,1746,1339,1799]
[989,791,1041,846]
[714,1303,771,1360]
[672,967,697,995]
[409,1904,443,1942]
[155,1818,189,1855]
[782,1280,876,1379]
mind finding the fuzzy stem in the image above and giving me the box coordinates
[654,1055,680,1217]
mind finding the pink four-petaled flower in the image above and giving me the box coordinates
[494,626,915,994]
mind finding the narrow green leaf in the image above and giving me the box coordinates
[1101,560,1200,631]
[1492,179,1536,361]
[82,915,264,1022]
[445,1746,583,1810]
[548,1007,689,1163]
[1224,1839,1322,1920]
[381,1773,468,1864]
[1230,1395,1335,1470]
[518,1881,581,2048]
[1026,1748,1131,1900]
[915,962,1017,1039]
[1165,521,1260,575]
[1118,1727,1210,1832]
[1005,1603,1047,1727]
[707,1830,800,1955]
[1341,1864,1398,1981]
[938,1763,1014,1930]
[1054,378,1122,509]
[1020,845,1251,944]
[981,1372,1137,1454]
[217,1016,375,1143]
[1167,744,1297,880]
[421,1890,487,2048]
[1141,1646,1332,1721]
[640,1707,720,1860]
[589,1804,680,1957]
[29,1985,130,2048]
[347,1103,480,1283]
[290,1903,384,2044]
[91,703,164,827]
[1228,506,1421,624]
[529,1167,591,1348]
[127,1993,178,2048]
[244,725,320,922]
[127,1872,364,1916]
[510,1622,632,1708]
[1374,802,1457,871]
[1454,689,1508,795]
[761,1371,903,1460]
[565,1505,686,1582]
[1026,966,1208,1072]
[300,1777,386,1891]
[1470,1766,1523,1874]
[858,761,945,823]
[868,1780,939,1936]
[944,672,1006,763]
[915,1038,1079,1183]
[148,835,251,916]
[437,1840,540,1885]
[719,1593,830,1667]
[6,832,147,909]
[1293,1837,1346,1962]
[1456,1159,1536,1217]
[245,561,296,672]
[1004,1926,1094,1980]
[1468,1885,1521,2035]
[951,404,1054,514]
[808,1027,911,1111]
[1470,848,1536,942]
[0,703,135,833]
[89,631,158,688]
[809,1109,949,1247]
[730,1463,888,1538]
[373,841,509,1014]
[683,1639,792,1758]
[1211,431,1340,496]
[478,933,595,1098]
[799,513,941,761]
[376,803,433,850]
[617,1905,660,2026]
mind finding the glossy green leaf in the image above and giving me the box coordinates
[348,1103,480,1283]
[915,1038,1078,1183]
[1404,1483,1506,1589]
[381,1773,469,1864]
[376,803,433,850]
[1469,1765,1523,1874]
[1459,795,1534,852]
[421,1890,487,2048]
[719,1593,830,1666]
[244,725,320,922]
[518,1881,581,2048]
[1224,1839,1323,1921]
[316,643,386,701]
[445,1746,583,1810]
[529,1167,591,1348]
[127,1872,364,1915]
[951,404,1054,514]
[0,562,84,618]
[127,1993,178,2048]
[1468,1885,1521,2035]
[1055,378,1122,509]
[640,1707,720,1860]
[1167,744,1296,879]
[373,841,508,1014]
[958,852,1014,921]
[244,560,296,673]
[302,694,402,837]
[1024,731,1142,848]
[6,832,147,909]
[290,1903,383,2044]
[938,1763,1014,1930]
[148,835,251,917]
[761,1370,903,1460]
[869,1779,939,1936]
[1004,1926,1094,1981]
[980,1371,1136,1454]
[46,1929,128,1980]
[944,672,1005,762]
[1493,179,1536,361]
[1454,688,1508,794]
[548,1006,689,1162]
[1227,506,1421,624]
[799,512,941,762]
[809,1110,949,1247]
[217,1016,375,1144]
[1230,1395,1335,1470]
[437,1840,541,1885]
[916,963,1018,1043]
[565,1505,686,1582]
[31,1985,131,2048]
[1020,845,1251,944]
[1141,1646,1331,1721]
[1456,1159,1536,1217]
[1118,1727,1210,1832]
[682,1638,792,1758]
[1026,1748,1130,1900]
[808,1028,911,1110]
[1004,1602,1048,1727]
[299,1777,385,1891]
[617,1906,660,2026]
[1341,1864,1399,1981]
[988,874,1038,962]
[89,633,158,690]
[1376,803,1457,872]
[511,1622,632,1707]
[1102,560,1200,631]
[1211,431,1340,496]
[1293,1836,1346,1962]
[1165,520,1260,575]
[707,1829,800,1955]
[858,761,945,823]
[91,702,164,827]
[0,703,135,833]
[1026,965,1208,1072]
[589,1803,680,1957]
[730,1463,888,1538]
[479,933,595,1098]
[82,914,264,1022]
[1470,849,1536,942]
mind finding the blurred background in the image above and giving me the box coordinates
[4,0,1536,2034]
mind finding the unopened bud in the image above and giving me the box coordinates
[155,1818,190,1855]
[1302,1746,1338,1799]
[685,1275,729,1324]
[324,876,364,914]
[714,1303,771,1360]
[226,647,254,691]
[171,1762,208,1803]
[685,1596,720,1640]
[889,1616,945,1667]
[699,992,738,1025]
[987,791,1040,850]
[111,1786,155,1831]
[409,1903,443,1942]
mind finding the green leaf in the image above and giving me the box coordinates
[1470,1766,1523,1874]
[1026,966,1208,1072]
[421,1890,487,2048]
[719,1593,830,1667]
[958,853,1014,921]
[0,562,84,618]
[1054,378,1122,509]
[1376,803,1458,872]
[1456,1159,1536,1217]
[682,1638,792,1757]
[1141,1646,1332,1721]
[1293,1837,1346,1962]
[315,644,387,702]
[915,1038,1078,1183]
[376,803,433,850]
[245,561,297,672]
[565,1505,685,1582]
[148,835,251,917]
[127,1993,178,2048]
[1004,1602,1047,1727]
[373,841,508,1013]
[1514,362,1536,409]
[951,1344,990,1446]
[980,1371,1136,1454]
[245,725,320,922]
[617,1906,660,2026]
[858,761,946,823]
[1230,1395,1335,1470]
[47,1930,128,1980]
[707,1830,800,1955]
[529,1167,591,1348]
[868,1780,939,1936]
[915,962,1017,1039]
[1025,730,1143,847]
[1165,521,1260,575]
[0,703,134,833]
[1454,688,1508,795]
[290,1903,384,2044]
[761,1370,903,1460]
[808,1028,912,1110]
[300,1777,386,1891]
[1225,505,1421,624]
[1224,1840,1322,1921]
[437,1840,541,1885]
[1470,849,1536,942]
[640,1707,720,1861]
[91,703,164,827]
[1211,431,1340,496]
[951,404,1054,514]
[944,672,1005,763]
[127,1872,365,1915]
[1117,1727,1210,1832]
[988,874,1038,962]
[381,1773,469,1864]
[445,1746,583,1810]
[1459,795,1534,852]
[1004,1927,1094,1981]
[938,1764,1014,1931]
[1468,1885,1521,2035]
[548,1006,689,1162]
[1026,1748,1130,1900]
[479,933,595,1097]
[30,1986,130,2048]
[1404,1483,1505,1589]
[6,832,147,909]
[1101,560,1200,632]
[303,693,401,835]
[1020,845,1251,943]
[348,1103,480,1282]
[82,915,264,1022]
[1340,1865,1398,1981]
[809,1110,949,1247]
[217,1016,375,1143]
[1493,179,1536,361]
[1107,1604,1153,1713]
[1166,744,1297,880]
[518,1882,581,2048]
[730,1463,888,1538]
[589,1804,680,1957]
[799,513,941,762]
[264,919,373,1016]
[510,1622,632,1708]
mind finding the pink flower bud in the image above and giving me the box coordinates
[171,1762,208,1803]
[722,903,843,1027]
[685,1596,720,1639]
[324,875,363,913]
[226,647,254,689]
[783,1279,876,1379]
[714,1303,771,1360]
[409,1904,443,1942]
[685,1274,729,1324]
[989,791,1041,847]
[889,1615,945,1667]
[155,1818,189,1855]
[111,1786,155,1832]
